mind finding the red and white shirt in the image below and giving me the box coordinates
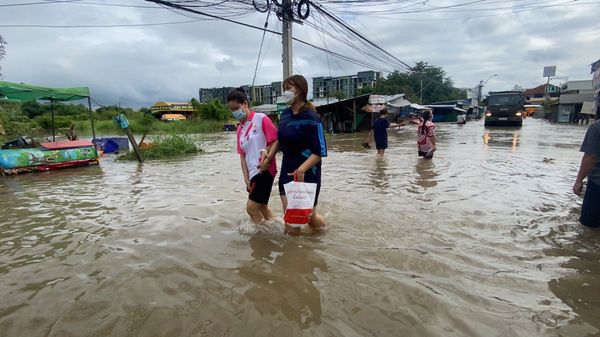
[417,120,436,153]
[236,111,278,179]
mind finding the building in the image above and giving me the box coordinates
[150,101,195,120]
[198,87,235,105]
[199,81,283,105]
[313,71,383,100]
[557,80,594,123]
[523,83,560,105]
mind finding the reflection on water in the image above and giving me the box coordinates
[483,128,520,151]
[368,157,390,191]
[1,120,599,337]
[546,226,600,336]
[414,159,438,189]
[238,237,326,329]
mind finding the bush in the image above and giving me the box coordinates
[118,134,201,160]
[0,101,38,142]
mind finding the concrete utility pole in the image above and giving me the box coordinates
[282,0,293,80]
[477,80,483,107]
[478,74,498,107]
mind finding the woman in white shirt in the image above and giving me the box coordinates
[228,88,279,224]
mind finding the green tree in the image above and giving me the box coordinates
[190,98,202,119]
[191,100,229,121]
[333,91,347,100]
[357,86,375,96]
[374,62,465,104]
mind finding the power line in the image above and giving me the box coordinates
[0,19,206,28]
[251,8,271,89]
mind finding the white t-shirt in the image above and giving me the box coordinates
[236,112,278,180]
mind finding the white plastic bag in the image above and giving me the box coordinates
[283,181,318,228]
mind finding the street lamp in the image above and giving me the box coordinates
[478,74,498,106]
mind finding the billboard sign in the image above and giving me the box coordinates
[543,66,556,78]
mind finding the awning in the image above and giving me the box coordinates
[409,103,432,110]
[387,98,411,108]
[0,81,95,141]
[581,101,595,115]
[0,81,90,102]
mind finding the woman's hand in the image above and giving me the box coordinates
[573,180,584,196]
[288,170,305,182]
[245,179,251,192]
[258,156,271,172]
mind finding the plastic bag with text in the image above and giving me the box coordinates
[283,181,317,228]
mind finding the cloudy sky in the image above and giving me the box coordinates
[0,0,599,108]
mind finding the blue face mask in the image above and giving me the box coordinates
[232,109,245,121]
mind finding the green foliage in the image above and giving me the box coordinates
[118,134,201,161]
[197,100,230,121]
[21,101,90,119]
[374,61,465,104]
[333,91,347,100]
[357,86,375,96]
[0,101,38,142]
[0,97,226,144]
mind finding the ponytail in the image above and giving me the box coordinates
[420,110,432,135]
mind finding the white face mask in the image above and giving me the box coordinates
[282,90,296,105]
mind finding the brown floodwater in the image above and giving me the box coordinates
[1,118,599,337]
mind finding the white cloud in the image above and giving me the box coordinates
[0,0,598,107]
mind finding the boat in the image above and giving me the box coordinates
[0,81,101,175]
[0,140,99,175]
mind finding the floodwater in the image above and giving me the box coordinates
[1,118,599,337]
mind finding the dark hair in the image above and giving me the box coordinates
[380,108,389,115]
[227,87,248,104]
[420,110,432,135]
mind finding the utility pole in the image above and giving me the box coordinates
[477,80,483,107]
[281,0,293,80]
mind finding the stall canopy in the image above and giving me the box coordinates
[0,81,95,141]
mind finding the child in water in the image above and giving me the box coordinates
[364,109,400,157]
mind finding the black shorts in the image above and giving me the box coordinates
[581,179,600,227]
[248,172,275,205]
[278,178,321,206]
[418,150,434,158]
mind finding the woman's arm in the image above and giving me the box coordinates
[240,154,250,190]
[259,140,279,172]
[292,154,322,182]
[573,153,598,195]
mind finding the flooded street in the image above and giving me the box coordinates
[1,118,599,337]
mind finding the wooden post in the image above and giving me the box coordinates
[87,97,97,140]
[352,99,357,132]
[125,127,144,162]
[51,99,56,142]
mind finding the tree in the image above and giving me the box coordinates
[192,99,229,121]
[0,35,6,78]
[373,62,465,104]
[190,98,202,119]
[333,90,346,100]
[357,86,375,96]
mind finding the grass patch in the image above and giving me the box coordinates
[117,134,202,161]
